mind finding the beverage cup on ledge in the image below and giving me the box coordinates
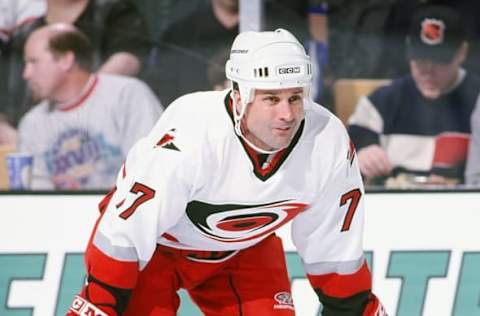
[6,153,33,190]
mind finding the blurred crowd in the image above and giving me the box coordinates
[1,0,480,190]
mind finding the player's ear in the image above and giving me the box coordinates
[231,89,242,113]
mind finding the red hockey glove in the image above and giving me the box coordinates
[363,293,388,316]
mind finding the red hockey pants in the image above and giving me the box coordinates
[124,234,295,316]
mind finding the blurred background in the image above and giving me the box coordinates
[2,0,480,191]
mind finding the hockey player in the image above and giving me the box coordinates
[67,29,387,315]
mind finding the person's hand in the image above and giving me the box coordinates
[357,144,392,180]
[0,120,17,146]
[426,174,459,186]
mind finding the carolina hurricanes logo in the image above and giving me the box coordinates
[347,139,356,166]
[155,128,180,151]
[420,18,445,45]
[186,200,308,242]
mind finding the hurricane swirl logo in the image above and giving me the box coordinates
[186,200,308,242]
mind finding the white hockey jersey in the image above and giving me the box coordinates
[94,90,366,277]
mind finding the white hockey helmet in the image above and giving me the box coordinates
[225,28,313,108]
[225,29,312,153]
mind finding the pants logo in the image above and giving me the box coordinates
[273,291,295,310]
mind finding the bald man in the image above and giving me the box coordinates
[18,24,163,190]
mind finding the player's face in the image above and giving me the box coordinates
[410,59,459,99]
[241,87,305,151]
[23,33,65,101]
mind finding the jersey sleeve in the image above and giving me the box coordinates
[69,97,204,315]
[347,96,382,150]
[291,119,383,315]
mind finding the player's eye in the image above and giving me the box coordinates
[289,94,303,103]
[263,96,279,104]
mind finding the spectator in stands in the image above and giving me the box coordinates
[18,0,150,75]
[154,0,307,106]
[0,0,46,146]
[4,0,152,128]
[347,5,480,187]
[305,1,328,104]
[384,0,480,83]
[153,0,239,106]
[295,0,400,110]
[322,1,396,81]
[0,0,45,52]
[17,24,162,190]
[310,0,480,111]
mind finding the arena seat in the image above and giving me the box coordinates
[334,78,391,124]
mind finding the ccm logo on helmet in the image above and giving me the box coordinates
[231,49,249,54]
[278,66,301,74]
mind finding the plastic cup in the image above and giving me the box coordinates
[6,153,33,190]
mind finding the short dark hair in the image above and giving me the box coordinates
[48,27,95,71]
